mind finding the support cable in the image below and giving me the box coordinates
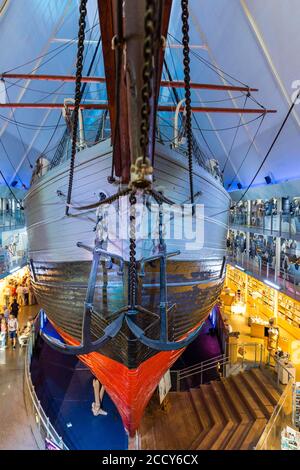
[227,112,266,189]
[4,84,33,168]
[212,89,300,219]
[0,136,26,188]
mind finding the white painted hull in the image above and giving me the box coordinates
[24,140,230,264]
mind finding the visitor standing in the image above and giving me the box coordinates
[7,314,18,349]
[0,318,7,349]
[16,284,24,306]
[10,299,19,319]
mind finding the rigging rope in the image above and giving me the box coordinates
[65,0,88,216]
[3,24,99,76]
[181,0,194,209]
[0,136,26,188]
[4,85,33,169]
[211,89,300,219]
[227,113,266,189]
[222,93,249,174]
[0,168,23,208]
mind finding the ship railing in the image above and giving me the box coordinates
[49,112,111,172]
[155,123,222,183]
[254,354,295,450]
[24,321,69,450]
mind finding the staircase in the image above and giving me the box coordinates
[140,368,281,450]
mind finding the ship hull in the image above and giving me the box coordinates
[24,139,230,434]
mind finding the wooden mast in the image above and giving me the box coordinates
[96,0,172,183]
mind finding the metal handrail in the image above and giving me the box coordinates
[175,354,226,376]
[178,358,230,381]
[24,329,69,450]
[171,354,229,390]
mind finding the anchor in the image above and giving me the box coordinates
[41,189,205,354]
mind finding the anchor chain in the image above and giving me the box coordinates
[181,0,194,209]
[65,0,88,216]
[129,191,137,308]
[140,0,155,163]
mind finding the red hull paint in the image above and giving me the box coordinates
[54,325,184,436]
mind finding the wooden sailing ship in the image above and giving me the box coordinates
[18,0,274,435]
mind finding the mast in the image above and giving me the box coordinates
[97,0,172,184]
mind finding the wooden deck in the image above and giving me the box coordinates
[140,368,281,450]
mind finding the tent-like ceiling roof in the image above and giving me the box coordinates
[0,0,299,194]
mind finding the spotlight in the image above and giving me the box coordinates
[237,183,242,189]
[235,265,245,271]
[11,180,18,187]
[264,279,281,290]
[265,175,272,185]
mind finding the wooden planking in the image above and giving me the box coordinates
[31,258,223,368]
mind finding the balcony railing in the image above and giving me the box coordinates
[229,212,300,240]
[227,252,300,300]
[0,209,25,231]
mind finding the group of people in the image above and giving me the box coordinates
[0,272,35,350]
[2,274,36,309]
[0,305,32,350]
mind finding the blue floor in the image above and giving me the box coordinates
[31,321,128,450]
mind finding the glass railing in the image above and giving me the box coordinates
[230,211,300,240]
[227,252,300,299]
[255,357,295,450]
[0,227,28,278]
[0,209,25,231]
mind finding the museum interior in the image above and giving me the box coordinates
[0,0,300,453]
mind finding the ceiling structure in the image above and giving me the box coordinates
[0,0,299,194]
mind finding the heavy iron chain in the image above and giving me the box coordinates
[129,191,137,308]
[181,0,194,210]
[140,0,155,164]
[65,0,88,216]
[128,1,156,308]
